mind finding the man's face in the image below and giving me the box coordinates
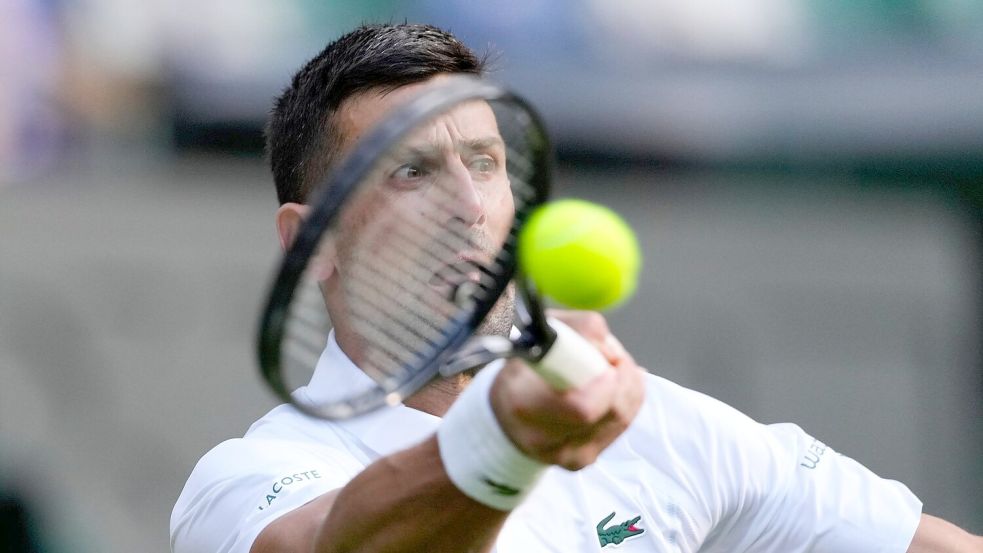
[321,77,517,365]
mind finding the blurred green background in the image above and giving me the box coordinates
[1,1,980,551]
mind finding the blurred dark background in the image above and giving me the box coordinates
[1,1,980,551]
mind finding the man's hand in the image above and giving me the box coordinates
[490,310,646,470]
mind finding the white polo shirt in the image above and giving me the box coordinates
[170,335,922,553]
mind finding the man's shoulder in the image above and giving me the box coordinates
[171,414,366,553]
[236,401,364,450]
[192,405,357,478]
[242,402,323,438]
[189,435,307,476]
[637,371,756,426]
[174,405,363,513]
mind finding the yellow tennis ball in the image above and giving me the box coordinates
[519,199,641,310]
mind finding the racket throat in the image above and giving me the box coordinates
[439,277,559,378]
[438,335,516,378]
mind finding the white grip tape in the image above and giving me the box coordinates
[534,317,610,390]
[437,362,546,511]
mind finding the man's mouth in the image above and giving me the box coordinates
[428,255,488,304]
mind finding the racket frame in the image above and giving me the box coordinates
[258,76,553,419]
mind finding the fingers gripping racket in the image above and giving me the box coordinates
[257,76,610,420]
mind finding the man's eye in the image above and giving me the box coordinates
[469,156,496,175]
[388,163,434,189]
[392,164,425,180]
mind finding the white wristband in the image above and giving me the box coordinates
[437,361,547,511]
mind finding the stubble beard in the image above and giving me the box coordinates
[459,284,516,378]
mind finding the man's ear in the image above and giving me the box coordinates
[275,203,310,251]
[275,202,336,281]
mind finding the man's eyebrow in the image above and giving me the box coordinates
[390,135,505,160]
[460,136,505,152]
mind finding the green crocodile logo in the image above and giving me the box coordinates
[596,511,645,547]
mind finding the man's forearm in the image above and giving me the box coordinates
[318,436,508,553]
[907,514,983,553]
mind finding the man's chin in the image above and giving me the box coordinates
[475,287,515,338]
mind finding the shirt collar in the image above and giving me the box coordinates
[300,332,441,457]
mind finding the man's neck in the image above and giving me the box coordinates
[333,327,472,417]
[403,374,471,417]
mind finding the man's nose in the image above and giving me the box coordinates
[443,159,486,228]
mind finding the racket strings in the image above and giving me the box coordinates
[276,93,545,408]
[282,186,480,379]
[354,215,468,293]
[341,181,506,384]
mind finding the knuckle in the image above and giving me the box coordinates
[514,429,553,459]
[522,433,550,456]
[509,399,538,423]
[579,311,609,336]
[566,395,604,425]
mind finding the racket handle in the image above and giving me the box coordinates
[533,318,611,390]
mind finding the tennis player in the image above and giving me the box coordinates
[170,24,982,553]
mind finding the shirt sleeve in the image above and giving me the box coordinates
[169,438,364,553]
[705,418,922,553]
[639,375,922,553]
[751,422,922,552]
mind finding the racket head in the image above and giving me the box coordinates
[258,76,551,419]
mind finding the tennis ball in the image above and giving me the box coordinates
[519,199,641,310]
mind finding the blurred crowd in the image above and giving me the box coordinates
[3,0,983,185]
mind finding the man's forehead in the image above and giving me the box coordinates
[334,81,436,144]
[334,77,499,155]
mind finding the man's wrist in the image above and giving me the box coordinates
[436,362,547,511]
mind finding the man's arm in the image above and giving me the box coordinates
[252,438,508,553]
[251,311,644,553]
[907,514,983,553]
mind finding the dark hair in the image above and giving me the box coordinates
[266,23,485,205]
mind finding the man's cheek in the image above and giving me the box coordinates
[311,251,336,281]
[490,191,516,245]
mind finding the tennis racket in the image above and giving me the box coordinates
[257,75,610,420]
